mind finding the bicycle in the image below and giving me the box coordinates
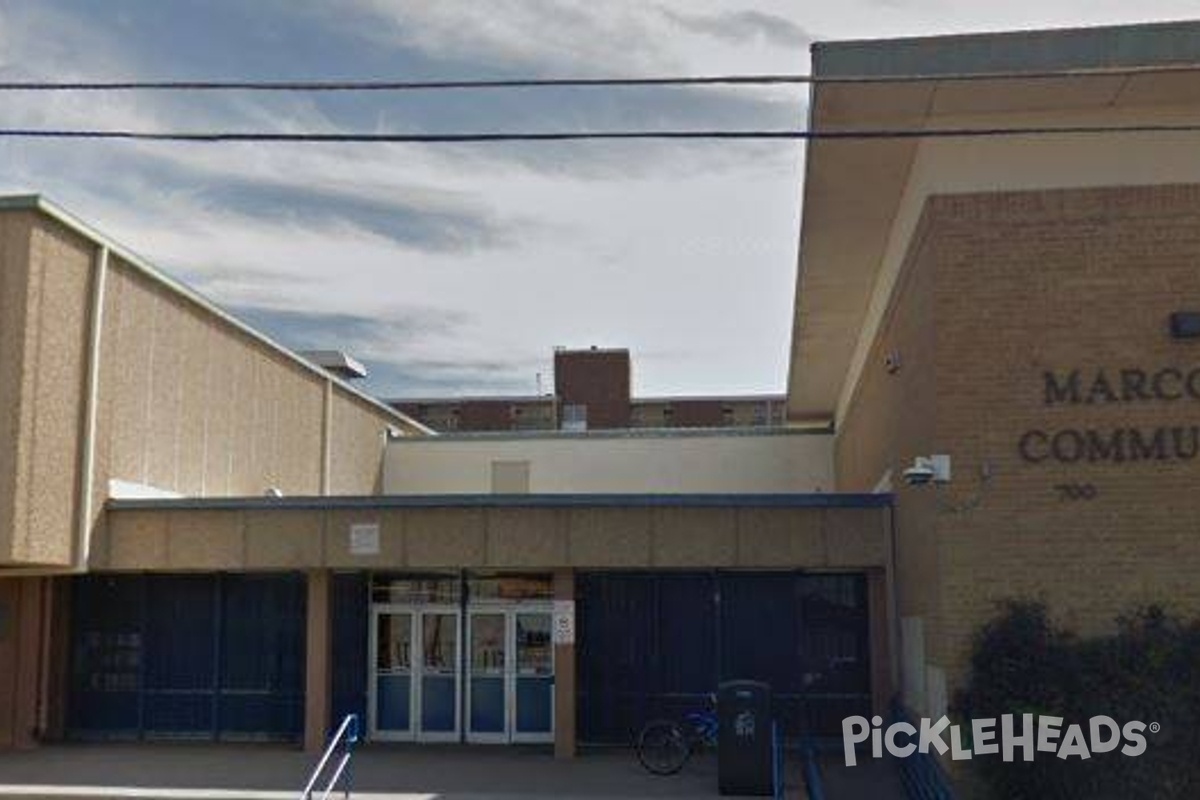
[635,697,718,776]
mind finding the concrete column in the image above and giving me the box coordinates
[43,578,71,741]
[304,570,332,753]
[867,568,894,716]
[13,578,45,749]
[553,570,576,759]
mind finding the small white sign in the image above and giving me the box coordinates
[553,600,575,645]
[349,523,380,556]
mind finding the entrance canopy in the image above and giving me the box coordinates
[100,493,892,573]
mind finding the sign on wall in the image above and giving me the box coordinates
[1018,368,1200,467]
[1016,367,1200,501]
[552,600,575,645]
[349,523,381,556]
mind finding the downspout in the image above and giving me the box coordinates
[321,378,333,495]
[74,245,108,571]
[887,500,901,702]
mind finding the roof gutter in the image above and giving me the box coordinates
[74,244,108,572]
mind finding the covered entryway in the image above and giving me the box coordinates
[577,571,871,744]
[366,573,555,744]
[67,573,305,741]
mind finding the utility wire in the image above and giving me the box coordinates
[2,124,1200,144]
[0,63,1199,91]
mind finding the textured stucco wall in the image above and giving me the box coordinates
[0,207,417,567]
[0,213,35,564]
[384,431,834,494]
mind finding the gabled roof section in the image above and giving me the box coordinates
[0,193,433,435]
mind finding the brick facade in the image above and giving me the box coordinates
[837,184,1200,717]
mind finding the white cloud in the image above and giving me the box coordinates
[4,2,1200,396]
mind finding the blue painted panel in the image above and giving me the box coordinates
[720,572,798,690]
[376,675,411,731]
[577,572,871,744]
[67,692,140,738]
[69,573,306,742]
[143,691,213,738]
[141,575,217,737]
[470,677,505,733]
[219,574,305,740]
[421,676,456,732]
[331,573,368,725]
[68,575,145,736]
[577,572,715,743]
[144,575,216,692]
[218,693,304,741]
[515,677,553,733]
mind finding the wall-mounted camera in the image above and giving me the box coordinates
[902,455,951,486]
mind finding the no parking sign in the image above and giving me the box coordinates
[553,600,575,645]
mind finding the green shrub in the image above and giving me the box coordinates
[954,602,1200,800]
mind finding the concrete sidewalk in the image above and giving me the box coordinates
[0,744,802,800]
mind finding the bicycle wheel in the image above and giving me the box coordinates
[636,720,691,775]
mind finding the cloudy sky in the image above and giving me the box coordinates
[1,2,1197,398]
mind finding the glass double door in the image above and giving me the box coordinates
[467,607,554,743]
[370,606,460,742]
[369,604,553,743]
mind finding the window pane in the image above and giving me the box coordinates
[516,614,552,676]
[423,614,457,671]
[376,614,412,671]
[470,614,506,672]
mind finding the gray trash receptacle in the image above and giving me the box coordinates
[717,680,774,796]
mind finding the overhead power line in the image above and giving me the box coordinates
[0,63,1199,92]
[2,124,1200,144]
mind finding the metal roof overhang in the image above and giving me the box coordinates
[107,492,893,511]
[786,20,1200,425]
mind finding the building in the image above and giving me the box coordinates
[390,395,557,433]
[0,197,886,757]
[391,347,787,432]
[793,19,1200,746]
[0,18,1198,798]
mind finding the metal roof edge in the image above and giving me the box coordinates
[388,425,833,443]
[107,492,893,512]
[0,194,433,436]
[810,19,1200,77]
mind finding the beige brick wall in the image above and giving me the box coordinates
[838,183,1200,712]
[931,184,1200,688]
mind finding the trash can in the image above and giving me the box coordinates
[717,680,774,796]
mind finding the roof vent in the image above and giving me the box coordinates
[299,350,368,380]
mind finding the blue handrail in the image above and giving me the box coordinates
[799,734,826,800]
[890,701,957,800]
[301,713,360,800]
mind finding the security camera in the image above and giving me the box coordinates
[902,455,951,486]
[903,459,936,486]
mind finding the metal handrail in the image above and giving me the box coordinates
[301,713,360,800]
[799,734,826,800]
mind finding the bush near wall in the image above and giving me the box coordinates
[954,602,1200,800]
